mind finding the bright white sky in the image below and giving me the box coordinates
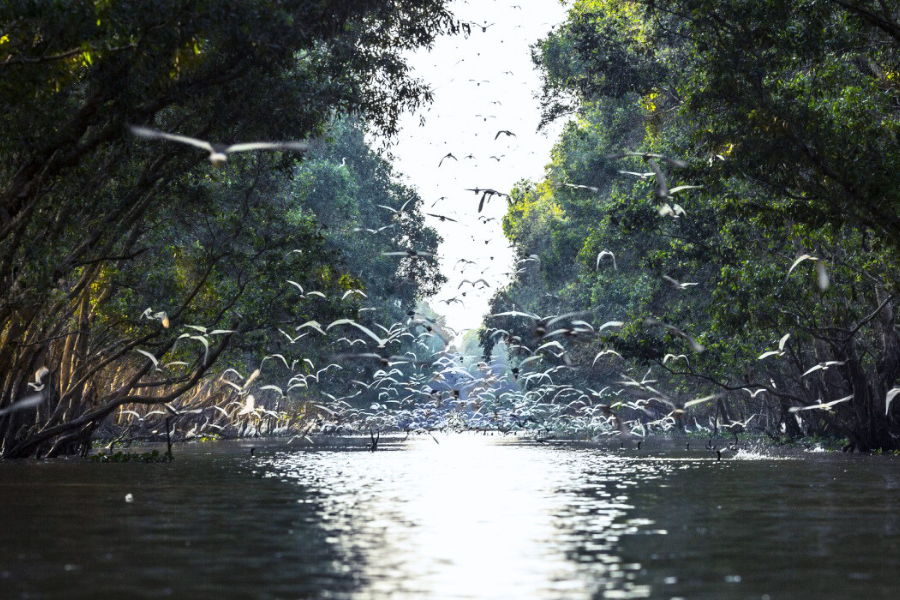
[383,0,571,337]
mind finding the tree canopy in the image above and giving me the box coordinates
[484,0,900,450]
[0,0,456,457]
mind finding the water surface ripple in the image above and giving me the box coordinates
[1,437,898,599]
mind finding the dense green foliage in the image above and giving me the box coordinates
[486,0,900,450]
[0,1,456,457]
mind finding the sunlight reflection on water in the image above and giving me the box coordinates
[3,440,900,598]
[265,436,667,599]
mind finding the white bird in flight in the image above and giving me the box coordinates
[129,125,310,166]
[759,333,791,360]
[596,250,617,270]
[789,395,852,413]
[663,275,699,290]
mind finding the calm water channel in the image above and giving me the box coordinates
[1,436,899,599]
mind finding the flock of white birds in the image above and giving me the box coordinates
[8,1,894,447]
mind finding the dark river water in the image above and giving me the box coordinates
[1,436,899,599]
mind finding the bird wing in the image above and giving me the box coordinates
[886,388,900,415]
[327,319,386,346]
[519,355,543,367]
[536,340,565,352]
[134,349,159,368]
[826,395,853,408]
[596,250,617,268]
[787,254,817,276]
[648,159,669,198]
[669,185,703,194]
[0,393,44,417]
[778,333,791,351]
[224,141,309,153]
[790,396,851,412]
[545,311,588,327]
[129,126,213,151]
[592,350,621,365]
[620,152,689,168]
[801,364,825,377]
[258,385,285,397]
[237,395,256,415]
[816,260,829,291]
[683,393,723,409]
[489,310,540,319]
[189,335,210,364]
[297,320,326,335]
[658,155,689,168]
[683,334,705,353]
[221,380,243,392]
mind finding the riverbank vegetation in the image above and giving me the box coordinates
[484,0,900,451]
[6,0,900,458]
[0,1,455,458]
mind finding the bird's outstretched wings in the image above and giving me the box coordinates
[226,141,310,153]
[129,126,212,151]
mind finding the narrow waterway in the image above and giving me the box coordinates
[1,437,898,599]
